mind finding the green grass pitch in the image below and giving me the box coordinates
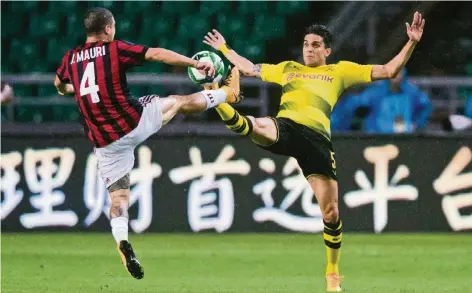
[2,233,471,293]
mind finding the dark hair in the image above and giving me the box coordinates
[84,8,114,35]
[305,24,333,48]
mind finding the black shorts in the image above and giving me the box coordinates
[256,117,337,180]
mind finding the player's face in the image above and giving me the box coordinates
[303,34,331,67]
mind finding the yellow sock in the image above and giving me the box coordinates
[323,220,343,275]
[215,103,236,121]
[215,104,253,136]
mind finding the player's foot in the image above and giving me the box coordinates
[117,240,144,280]
[325,273,343,292]
[221,67,242,104]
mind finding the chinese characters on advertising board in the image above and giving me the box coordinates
[1,136,471,233]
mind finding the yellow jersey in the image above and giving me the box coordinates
[260,61,373,140]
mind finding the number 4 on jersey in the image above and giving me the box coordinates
[80,62,100,103]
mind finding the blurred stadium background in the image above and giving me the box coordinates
[1,1,472,293]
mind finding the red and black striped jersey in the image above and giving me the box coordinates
[56,40,149,148]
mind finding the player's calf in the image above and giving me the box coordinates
[205,84,253,137]
[107,174,144,280]
[109,174,131,243]
[323,207,343,291]
[216,107,279,146]
[160,87,241,126]
[216,105,254,136]
[307,176,343,291]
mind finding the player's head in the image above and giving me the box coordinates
[84,8,115,42]
[303,24,332,67]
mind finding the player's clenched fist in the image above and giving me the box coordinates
[195,61,216,78]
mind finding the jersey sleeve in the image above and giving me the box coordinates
[260,61,289,84]
[56,51,71,83]
[116,40,150,68]
[338,61,373,89]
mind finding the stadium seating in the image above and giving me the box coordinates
[177,15,211,41]
[275,1,309,15]
[38,85,59,97]
[12,85,36,98]
[216,14,249,41]
[3,1,292,76]
[6,1,469,125]
[140,16,175,40]
[115,14,137,40]
[237,1,271,14]
[199,2,233,15]
[252,15,286,40]
[29,13,60,37]
[52,104,81,122]
[9,0,39,12]
[160,1,198,15]
[0,1,301,123]
[15,104,53,123]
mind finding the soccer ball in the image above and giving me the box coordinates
[188,51,227,86]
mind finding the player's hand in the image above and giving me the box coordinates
[406,11,425,42]
[195,61,216,78]
[203,29,227,51]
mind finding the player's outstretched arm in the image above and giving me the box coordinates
[204,29,262,78]
[371,11,425,81]
[144,48,215,77]
[54,75,75,96]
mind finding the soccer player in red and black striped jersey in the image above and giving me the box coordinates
[54,7,242,280]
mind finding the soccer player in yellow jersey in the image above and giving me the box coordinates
[204,11,425,292]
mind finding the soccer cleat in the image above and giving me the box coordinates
[117,240,144,280]
[221,66,243,104]
[203,83,219,90]
[326,273,343,292]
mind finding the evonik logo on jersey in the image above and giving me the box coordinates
[287,73,334,83]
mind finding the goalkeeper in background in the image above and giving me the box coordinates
[203,12,425,292]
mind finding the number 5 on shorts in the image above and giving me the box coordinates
[80,62,100,103]
[330,151,336,170]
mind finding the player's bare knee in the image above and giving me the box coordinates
[246,116,262,131]
[253,117,269,129]
[249,117,273,135]
[108,174,130,193]
[161,96,182,124]
[249,117,278,143]
[322,203,339,224]
[165,95,183,108]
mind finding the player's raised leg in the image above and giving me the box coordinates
[108,174,144,280]
[215,102,278,145]
[207,68,278,144]
[307,175,342,292]
[159,70,242,125]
